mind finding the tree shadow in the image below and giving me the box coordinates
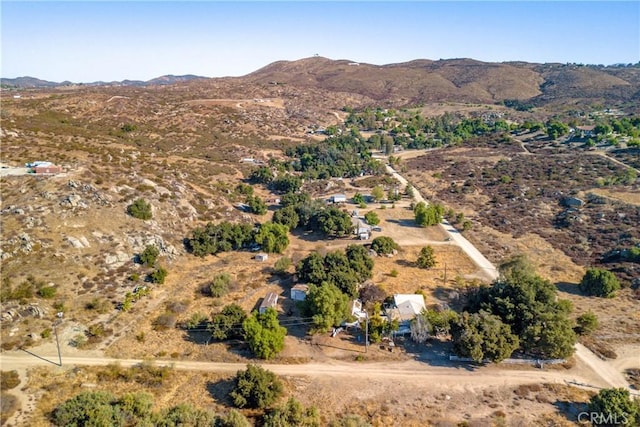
[553,400,587,424]
[206,378,237,406]
[395,259,416,268]
[556,282,583,296]
[385,218,422,228]
[404,339,477,371]
[183,329,211,345]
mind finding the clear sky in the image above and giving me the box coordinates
[2,1,639,82]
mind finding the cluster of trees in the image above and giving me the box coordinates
[188,221,289,256]
[345,109,513,149]
[414,201,444,227]
[194,304,286,359]
[586,387,640,427]
[273,195,353,238]
[457,257,577,361]
[286,134,385,179]
[296,246,374,331]
[296,245,373,297]
[52,390,249,427]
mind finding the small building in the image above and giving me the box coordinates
[259,292,279,314]
[290,284,309,301]
[331,194,347,204]
[34,165,62,175]
[351,217,371,240]
[254,253,269,262]
[26,161,52,168]
[350,299,367,320]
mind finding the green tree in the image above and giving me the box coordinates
[587,388,639,427]
[371,185,385,202]
[53,391,123,426]
[370,236,399,255]
[271,175,302,194]
[150,267,167,284]
[345,244,374,283]
[140,244,160,267]
[414,201,443,227]
[575,311,599,335]
[317,207,353,237]
[469,272,576,358]
[250,166,274,184]
[352,192,365,205]
[303,283,350,332]
[416,246,437,269]
[272,206,300,230]
[451,311,519,363]
[263,397,320,427]
[546,120,570,140]
[209,304,246,341]
[127,198,152,220]
[242,308,286,359]
[246,195,268,215]
[254,222,289,254]
[579,268,621,298]
[296,252,327,284]
[229,364,283,409]
[364,211,380,226]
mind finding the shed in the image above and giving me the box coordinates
[259,292,279,314]
[255,253,269,262]
[290,284,309,301]
[350,299,367,320]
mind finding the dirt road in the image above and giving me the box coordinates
[0,351,618,391]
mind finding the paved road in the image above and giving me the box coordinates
[384,163,498,281]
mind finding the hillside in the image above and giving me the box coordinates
[4,57,640,109]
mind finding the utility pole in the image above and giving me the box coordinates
[365,310,369,353]
[53,319,62,367]
[443,262,447,287]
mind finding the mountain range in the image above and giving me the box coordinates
[3,57,639,107]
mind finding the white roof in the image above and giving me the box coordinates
[393,294,425,317]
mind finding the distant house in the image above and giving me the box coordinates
[26,161,52,168]
[576,125,595,138]
[34,165,62,175]
[254,253,269,262]
[259,292,278,314]
[290,284,309,301]
[331,194,347,203]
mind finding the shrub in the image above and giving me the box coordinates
[364,211,380,226]
[209,273,232,297]
[127,198,152,220]
[37,285,57,299]
[579,268,621,298]
[229,364,283,409]
[139,245,160,267]
[416,246,437,269]
[149,267,167,284]
[153,313,177,331]
[575,311,599,335]
[263,397,320,427]
[0,371,20,390]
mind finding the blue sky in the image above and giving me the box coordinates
[2,1,639,82]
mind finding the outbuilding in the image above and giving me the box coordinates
[255,253,269,262]
[259,292,279,314]
[290,284,309,301]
